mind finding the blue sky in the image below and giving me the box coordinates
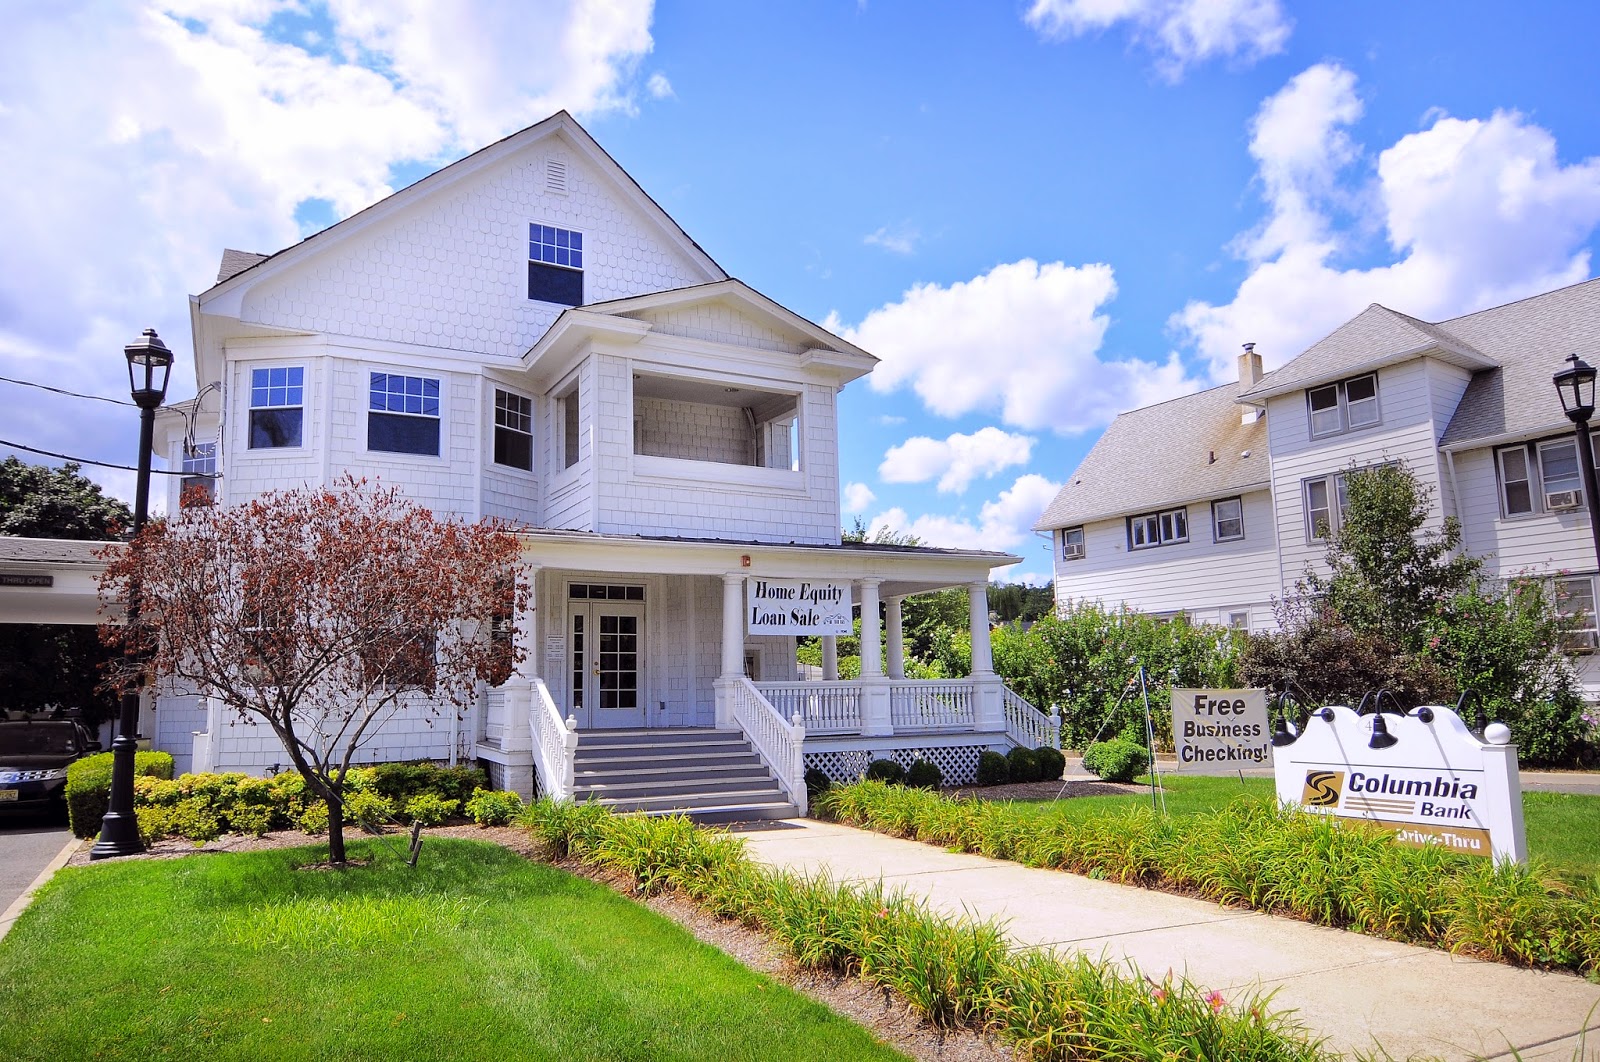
[4,2,1600,582]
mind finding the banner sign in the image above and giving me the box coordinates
[1272,704,1526,863]
[1170,688,1270,772]
[747,578,852,636]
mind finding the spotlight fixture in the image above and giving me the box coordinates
[1368,714,1398,750]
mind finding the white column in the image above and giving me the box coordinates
[513,564,541,680]
[501,563,539,752]
[885,596,906,680]
[720,573,745,678]
[968,581,994,675]
[858,578,883,677]
[821,635,838,681]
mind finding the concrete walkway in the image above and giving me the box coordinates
[737,818,1600,1061]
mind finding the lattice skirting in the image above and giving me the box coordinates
[805,744,987,786]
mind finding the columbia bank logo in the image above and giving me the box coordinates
[1302,770,1344,807]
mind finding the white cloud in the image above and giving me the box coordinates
[828,259,1202,433]
[647,72,674,98]
[864,222,919,255]
[841,482,876,512]
[879,427,1034,493]
[1174,64,1600,381]
[869,474,1062,552]
[1024,0,1290,78]
[0,1,658,501]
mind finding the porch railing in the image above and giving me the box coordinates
[530,678,578,801]
[889,680,974,730]
[1003,687,1060,751]
[729,677,808,815]
[754,681,861,733]
[484,688,509,745]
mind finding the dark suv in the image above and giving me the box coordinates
[0,718,101,817]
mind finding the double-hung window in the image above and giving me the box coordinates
[1060,527,1085,560]
[1129,507,1187,549]
[1495,435,1598,516]
[1555,575,1599,652]
[180,442,216,507]
[1306,373,1380,438]
[248,366,304,449]
[1304,472,1349,540]
[528,223,584,306]
[368,372,441,456]
[1212,497,1244,542]
[1538,438,1583,508]
[493,389,533,471]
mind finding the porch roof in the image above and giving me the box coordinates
[512,528,1019,599]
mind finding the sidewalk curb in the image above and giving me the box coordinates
[0,836,84,944]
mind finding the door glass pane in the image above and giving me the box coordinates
[570,613,584,709]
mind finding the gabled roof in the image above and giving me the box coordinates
[1237,303,1496,404]
[196,110,725,305]
[1035,379,1270,530]
[1439,277,1600,447]
[216,249,268,284]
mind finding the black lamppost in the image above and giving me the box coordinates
[1553,354,1600,570]
[90,329,173,860]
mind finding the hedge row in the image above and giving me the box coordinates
[64,751,175,839]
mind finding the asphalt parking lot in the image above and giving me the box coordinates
[0,813,73,915]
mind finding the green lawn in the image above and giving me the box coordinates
[0,839,905,1062]
[1018,774,1600,882]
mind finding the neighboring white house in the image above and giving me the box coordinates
[40,109,1055,817]
[1036,279,1600,696]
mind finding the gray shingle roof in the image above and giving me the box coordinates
[1237,303,1496,403]
[216,249,269,284]
[1034,380,1270,529]
[1438,278,1600,447]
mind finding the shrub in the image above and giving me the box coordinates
[464,787,524,826]
[343,788,396,830]
[64,750,175,839]
[1033,745,1065,781]
[1081,737,1150,783]
[1005,746,1039,783]
[136,796,221,844]
[403,792,457,827]
[906,759,942,790]
[864,758,905,785]
[803,767,832,802]
[298,801,329,834]
[975,750,1009,786]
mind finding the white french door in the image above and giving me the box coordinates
[568,583,646,729]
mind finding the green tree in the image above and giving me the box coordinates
[0,458,132,724]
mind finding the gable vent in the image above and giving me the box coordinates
[545,158,568,195]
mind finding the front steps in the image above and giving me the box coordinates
[570,728,798,823]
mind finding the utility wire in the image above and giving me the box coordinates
[0,375,135,407]
[0,437,213,477]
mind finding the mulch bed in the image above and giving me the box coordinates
[943,778,1146,801]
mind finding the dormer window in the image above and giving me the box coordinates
[1307,373,1379,438]
[528,223,584,306]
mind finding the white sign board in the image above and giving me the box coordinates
[746,578,852,636]
[1272,704,1527,863]
[1171,688,1270,772]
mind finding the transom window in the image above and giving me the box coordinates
[1060,526,1085,560]
[1304,472,1350,540]
[1496,435,1598,516]
[248,366,304,449]
[569,583,644,600]
[1212,497,1244,542]
[493,389,533,471]
[368,372,441,456]
[1129,507,1187,549]
[528,223,584,306]
[1306,373,1380,438]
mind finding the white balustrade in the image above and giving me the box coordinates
[730,677,807,815]
[889,680,975,730]
[1003,687,1061,750]
[484,688,509,745]
[755,681,862,733]
[529,678,578,801]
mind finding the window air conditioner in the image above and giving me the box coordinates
[1062,542,1085,560]
[1546,490,1582,511]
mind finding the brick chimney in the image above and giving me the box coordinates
[1239,342,1264,425]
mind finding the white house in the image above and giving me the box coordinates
[70,110,1057,818]
[1036,279,1600,697]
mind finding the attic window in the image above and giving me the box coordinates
[528,223,584,306]
[545,159,568,195]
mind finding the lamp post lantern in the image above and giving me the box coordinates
[90,328,173,860]
[1552,353,1600,573]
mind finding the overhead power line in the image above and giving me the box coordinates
[0,374,135,407]
[0,438,209,477]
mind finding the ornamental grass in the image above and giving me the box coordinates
[816,781,1600,975]
[523,799,1336,1062]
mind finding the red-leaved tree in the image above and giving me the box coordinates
[100,478,527,864]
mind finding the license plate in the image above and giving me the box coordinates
[0,790,17,802]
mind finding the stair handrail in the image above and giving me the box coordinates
[530,677,578,801]
[1002,686,1060,750]
[729,676,808,816]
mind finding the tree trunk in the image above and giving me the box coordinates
[326,793,346,865]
